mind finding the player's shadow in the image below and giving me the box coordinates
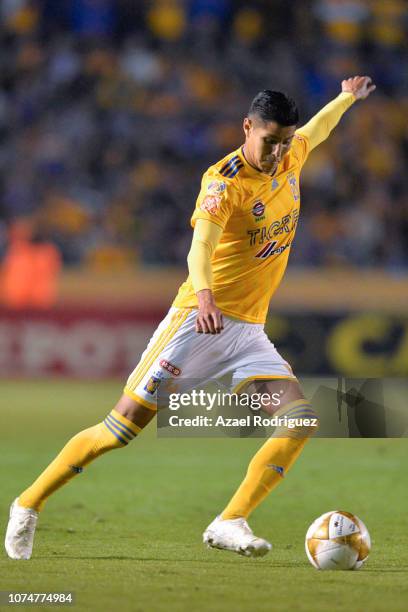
[41,555,176,561]
[41,555,252,564]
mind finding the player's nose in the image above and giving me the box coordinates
[271,143,283,160]
[272,143,283,155]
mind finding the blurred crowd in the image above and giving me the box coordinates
[0,0,407,272]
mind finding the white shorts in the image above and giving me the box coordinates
[124,307,295,409]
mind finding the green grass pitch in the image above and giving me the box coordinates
[1,380,407,612]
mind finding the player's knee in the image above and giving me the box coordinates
[91,410,141,453]
[114,394,156,430]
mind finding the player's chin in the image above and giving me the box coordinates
[260,162,277,174]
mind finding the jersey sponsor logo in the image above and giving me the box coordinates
[159,359,181,376]
[255,241,290,259]
[200,194,221,215]
[207,180,226,195]
[287,172,300,201]
[252,200,265,218]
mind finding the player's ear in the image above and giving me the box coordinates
[243,117,252,139]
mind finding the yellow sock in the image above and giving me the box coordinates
[19,410,140,512]
[221,400,318,520]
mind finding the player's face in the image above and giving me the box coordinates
[243,118,297,175]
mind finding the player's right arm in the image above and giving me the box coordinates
[187,167,237,334]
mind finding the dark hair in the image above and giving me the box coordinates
[248,90,299,126]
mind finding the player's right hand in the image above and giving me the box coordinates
[196,289,224,334]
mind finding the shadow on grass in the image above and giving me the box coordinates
[38,555,267,564]
[360,568,408,573]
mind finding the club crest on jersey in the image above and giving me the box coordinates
[200,195,221,215]
[255,241,290,259]
[144,371,164,395]
[207,180,226,195]
[252,200,265,219]
[271,178,279,190]
[287,172,300,201]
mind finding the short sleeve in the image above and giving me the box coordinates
[191,168,237,230]
[291,133,311,169]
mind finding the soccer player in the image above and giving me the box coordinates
[5,76,375,560]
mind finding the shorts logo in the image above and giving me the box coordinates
[159,359,181,376]
[200,195,221,215]
[252,201,265,217]
[207,180,226,195]
[144,371,163,395]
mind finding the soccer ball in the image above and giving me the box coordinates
[305,510,371,570]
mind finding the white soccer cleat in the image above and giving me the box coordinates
[203,515,272,558]
[5,498,38,560]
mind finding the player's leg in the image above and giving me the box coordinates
[221,378,317,519]
[204,378,318,557]
[14,304,229,521]
[5,306,199,559]
[5,395,153,560]
[18,395,154,512]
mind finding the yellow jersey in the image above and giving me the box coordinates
[173,134,310,323]
[173,92,356,324]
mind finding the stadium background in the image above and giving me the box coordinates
[1,3,408,611]
[0,0,407,379]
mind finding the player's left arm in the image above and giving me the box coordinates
[297,76,376,151]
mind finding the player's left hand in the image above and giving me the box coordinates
[341,76,376,100]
